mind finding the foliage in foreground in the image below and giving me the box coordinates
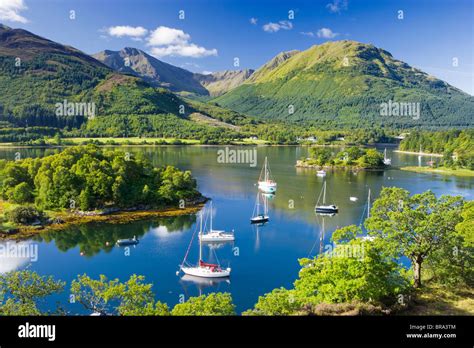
[0,270,65,315]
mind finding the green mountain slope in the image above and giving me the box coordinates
[215,41,474,128]
[0,24,111,128]
[0,25,251,142]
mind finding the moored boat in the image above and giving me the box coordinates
[258,157,277,193]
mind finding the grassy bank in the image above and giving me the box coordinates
[400,166,474,177]
[402,282,474,315]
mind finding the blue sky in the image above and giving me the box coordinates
[1,0,473,94]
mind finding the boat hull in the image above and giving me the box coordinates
[116,239,139,246]
[250,216,269,224]
[315,207,338,214]
[258,181,277,193]
[181,266,231,278]
[199,235,235,242]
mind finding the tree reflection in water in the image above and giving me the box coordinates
[32,214,197,257]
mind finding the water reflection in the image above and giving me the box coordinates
[32,214,196,257]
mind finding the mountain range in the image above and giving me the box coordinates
[0,24,472,134]
[215,40,473,128]
[93,47,253,97]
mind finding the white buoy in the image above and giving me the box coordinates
[175,271,179,276]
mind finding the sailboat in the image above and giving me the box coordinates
[360,189,375,241]
[383,148,392,165]
[251,192,269,224]
[199,201,235,242]
[179,212,231,278]
[258,157,277,193]
[315,181,338,215]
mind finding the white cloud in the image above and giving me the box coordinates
[0,0,28,23]
[202,70,213,75]
[147,26,190,46]
[249,17,258,25]
[150,44,217,58]
[147,26,217,58]
[262,20,293,33]
[107,25,148,38]
[326,0,348,13]
[300,31,315,37]
[317,27,339,39]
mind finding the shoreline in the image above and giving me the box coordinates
[0,204,204,241]
[394,150,443,157]
[400,166,474,177]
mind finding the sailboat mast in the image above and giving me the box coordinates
[210,201,213,231]
[367,189,371,218]
[264,157,268,181]
[199,212,203,261]
[323,182,327,204]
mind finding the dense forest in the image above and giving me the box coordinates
[400,130,474,169]
[0,145,200,211]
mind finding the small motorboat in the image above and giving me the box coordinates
[350,196,358,202]
[116,236,139,246]
[316,170,326,177]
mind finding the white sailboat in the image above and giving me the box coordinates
[383,148,392,165]
[251,192,269,224]
[199,201,235,242]
[179,212,231,278]
[258,157,277,193]
[315,181,338,215]
[316,170,327,177]
[360,189,375,241]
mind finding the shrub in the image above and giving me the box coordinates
[7,206,43,225]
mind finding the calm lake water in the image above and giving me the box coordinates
[0,146,472,314]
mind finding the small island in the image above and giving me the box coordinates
[296,146,386,170]
[0,145,204,239]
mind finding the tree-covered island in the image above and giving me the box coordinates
[296,146,386,170]
[0,145,203,237]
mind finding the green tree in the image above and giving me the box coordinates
[243,288,299,315]
[171,293,235,316]
[70,274,169,316]
[11,182,34,203]
[294,226,408,305]
[365,188,464,288]
[0,270,65,315]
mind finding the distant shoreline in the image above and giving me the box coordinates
[400,166,474,177]
[394,150,443,157]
